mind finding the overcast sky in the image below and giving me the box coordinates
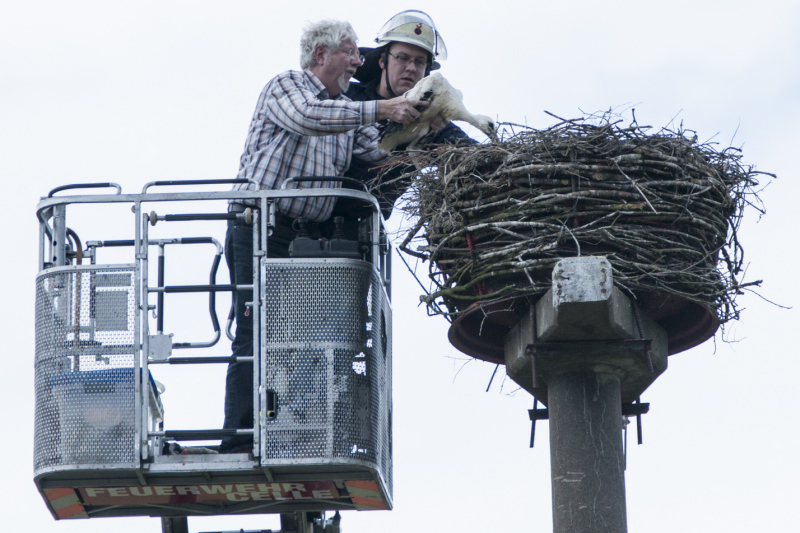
[2,1,798,532]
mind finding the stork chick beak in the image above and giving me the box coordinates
[485,123,499,143]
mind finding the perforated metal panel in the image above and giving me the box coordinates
[262,260,392,493]
[34,267,139,471]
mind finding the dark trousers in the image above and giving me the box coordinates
[218,215,295,453]
[219,211,359,452]
[219,204,365,453]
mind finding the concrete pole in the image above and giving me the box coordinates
[548,371,627,533]
[504,256,670,533]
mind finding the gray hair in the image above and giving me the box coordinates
[299,20,358,69]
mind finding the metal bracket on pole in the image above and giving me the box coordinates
[529,398,650,447]
[504,257,669,405]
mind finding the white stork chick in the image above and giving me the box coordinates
[378,72,497,152]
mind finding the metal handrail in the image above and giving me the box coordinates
[141,178,258,194]
[48,182,122,197]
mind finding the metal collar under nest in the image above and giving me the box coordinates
[378,113,770,327]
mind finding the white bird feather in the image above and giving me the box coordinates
[378,72,497,152]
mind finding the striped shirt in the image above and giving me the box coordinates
[233,69,389,221]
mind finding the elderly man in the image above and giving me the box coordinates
[220,19,426,454]
[344,10,476,215]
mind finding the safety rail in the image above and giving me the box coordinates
[34,179,394,521]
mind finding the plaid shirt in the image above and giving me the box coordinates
[233,69,388,221]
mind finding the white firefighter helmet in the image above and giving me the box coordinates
[374,10,447,61]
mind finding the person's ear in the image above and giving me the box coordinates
[313,45,328,66]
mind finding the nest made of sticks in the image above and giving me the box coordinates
[377,113,769,325]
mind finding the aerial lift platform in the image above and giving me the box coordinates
[33,179,393,532]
